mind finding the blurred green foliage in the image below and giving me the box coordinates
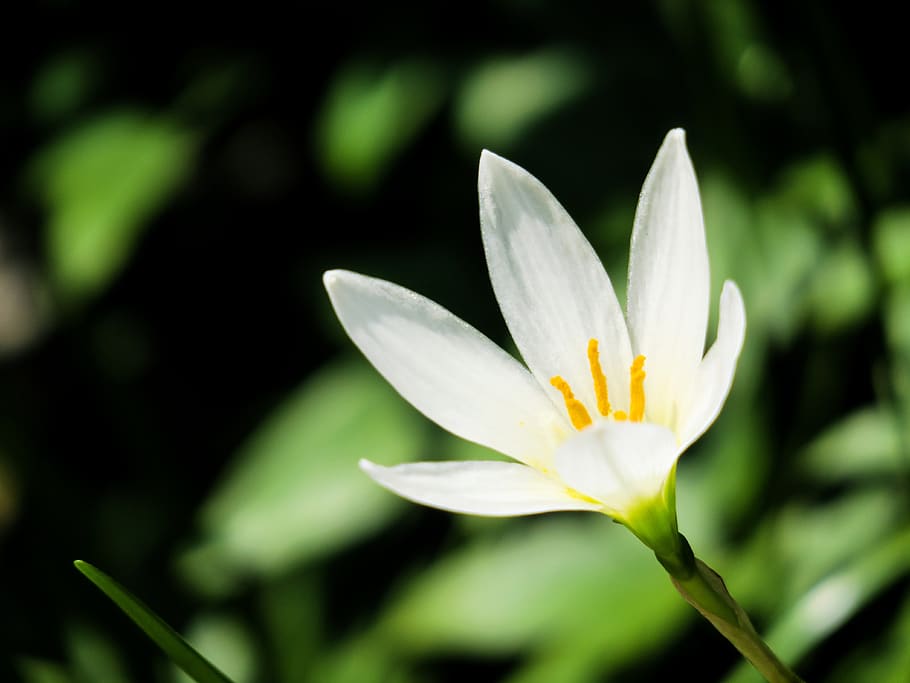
[29,112,196,305]
[454,49,591,149]
[180,362,423,595]
[1,1,909,682]
[316,60,444,194]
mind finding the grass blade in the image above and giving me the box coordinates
[74,560,234,683]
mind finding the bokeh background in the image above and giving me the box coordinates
[2,2,910,681]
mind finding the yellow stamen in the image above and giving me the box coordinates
[587,339,611,417]
[550,376,592,430]
[629,355,646,422]
[613,410,628,421]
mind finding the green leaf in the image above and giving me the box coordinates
[767,490,902,603]
[455,49,591,149]
[312,636,415,683]
[178,361,425,595]
[17,659,73,683]
[377,517,688,663]
[65,621,130,683]
[884,284,910,358]
[30,111,196,303]
[806,241,875,333]
[873,207,910,284]
[29,50,97,123]
[72,560,234,683]
[775,154,857,226]
[316,59,444,193]
[259,574,324,683]
[173,614,258,683]
[799,406,905,483]
[722,527,910,683]
[754,199,822,342]
[676,401,770,538]
[727,488,903,620]
[699,0,793,102]
[827,589,910,682]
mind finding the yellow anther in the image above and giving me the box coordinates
[613,410,628,421]
[587,339,611,417]
[550,376,593,430]
[629,355,646,422]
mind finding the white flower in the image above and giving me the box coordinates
[323,129,745,554]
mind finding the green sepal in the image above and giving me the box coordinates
[617,464,683,563]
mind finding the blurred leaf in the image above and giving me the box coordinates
[885,284,910,357]
[676,401,769,540]
[800,406,906,483]
[377,517,688,664]
[699,172,769,392]
[73,561,234,683]
[827,590,910,682]
[312,636,414,683]
[29,50,97,123]
[179,362,424,594]
[754,200,822,342]
[17,659,73,683]
[66,621,130,683]
[806,241,875,333]
[259,574,323,683]
[455,49,591,149]
[701,173,759,296]
[173,61,255,124]
[700,0,792,102]
[884,285,910,418]
[174,614,257,683]
[316,59,444,193]
[770,490,902,602]
[776,155,857,226]
[873,207,910,284]
[505,648,617,683]
[30,111,196,303]
[736,44,793,101]
[723,526,910,683]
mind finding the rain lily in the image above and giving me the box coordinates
[324,129,745,559]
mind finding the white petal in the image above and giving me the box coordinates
[360,459,600,516]
[324,270,568,469]
[553,422,678,514]
[677,280,746,451]
[478,150,633,415]
[627,129,710,430]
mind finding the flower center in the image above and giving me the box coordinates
[550,339,647,430]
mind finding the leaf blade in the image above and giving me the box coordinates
[73,560,234,683]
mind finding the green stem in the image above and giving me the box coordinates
[657,535,805,683]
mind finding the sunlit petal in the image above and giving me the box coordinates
[324,270,568,469]
[553,421,678,514]
[479,150,633,415]
[627,129,710,429]
[360,459,601,516]
[678,280,746,451]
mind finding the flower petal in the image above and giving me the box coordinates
[478,150,633,415]
[324,270,568,469]
[360,459,601,516]
[677,280,746,451]
[627,129,710,430]
[553,421,678,515]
